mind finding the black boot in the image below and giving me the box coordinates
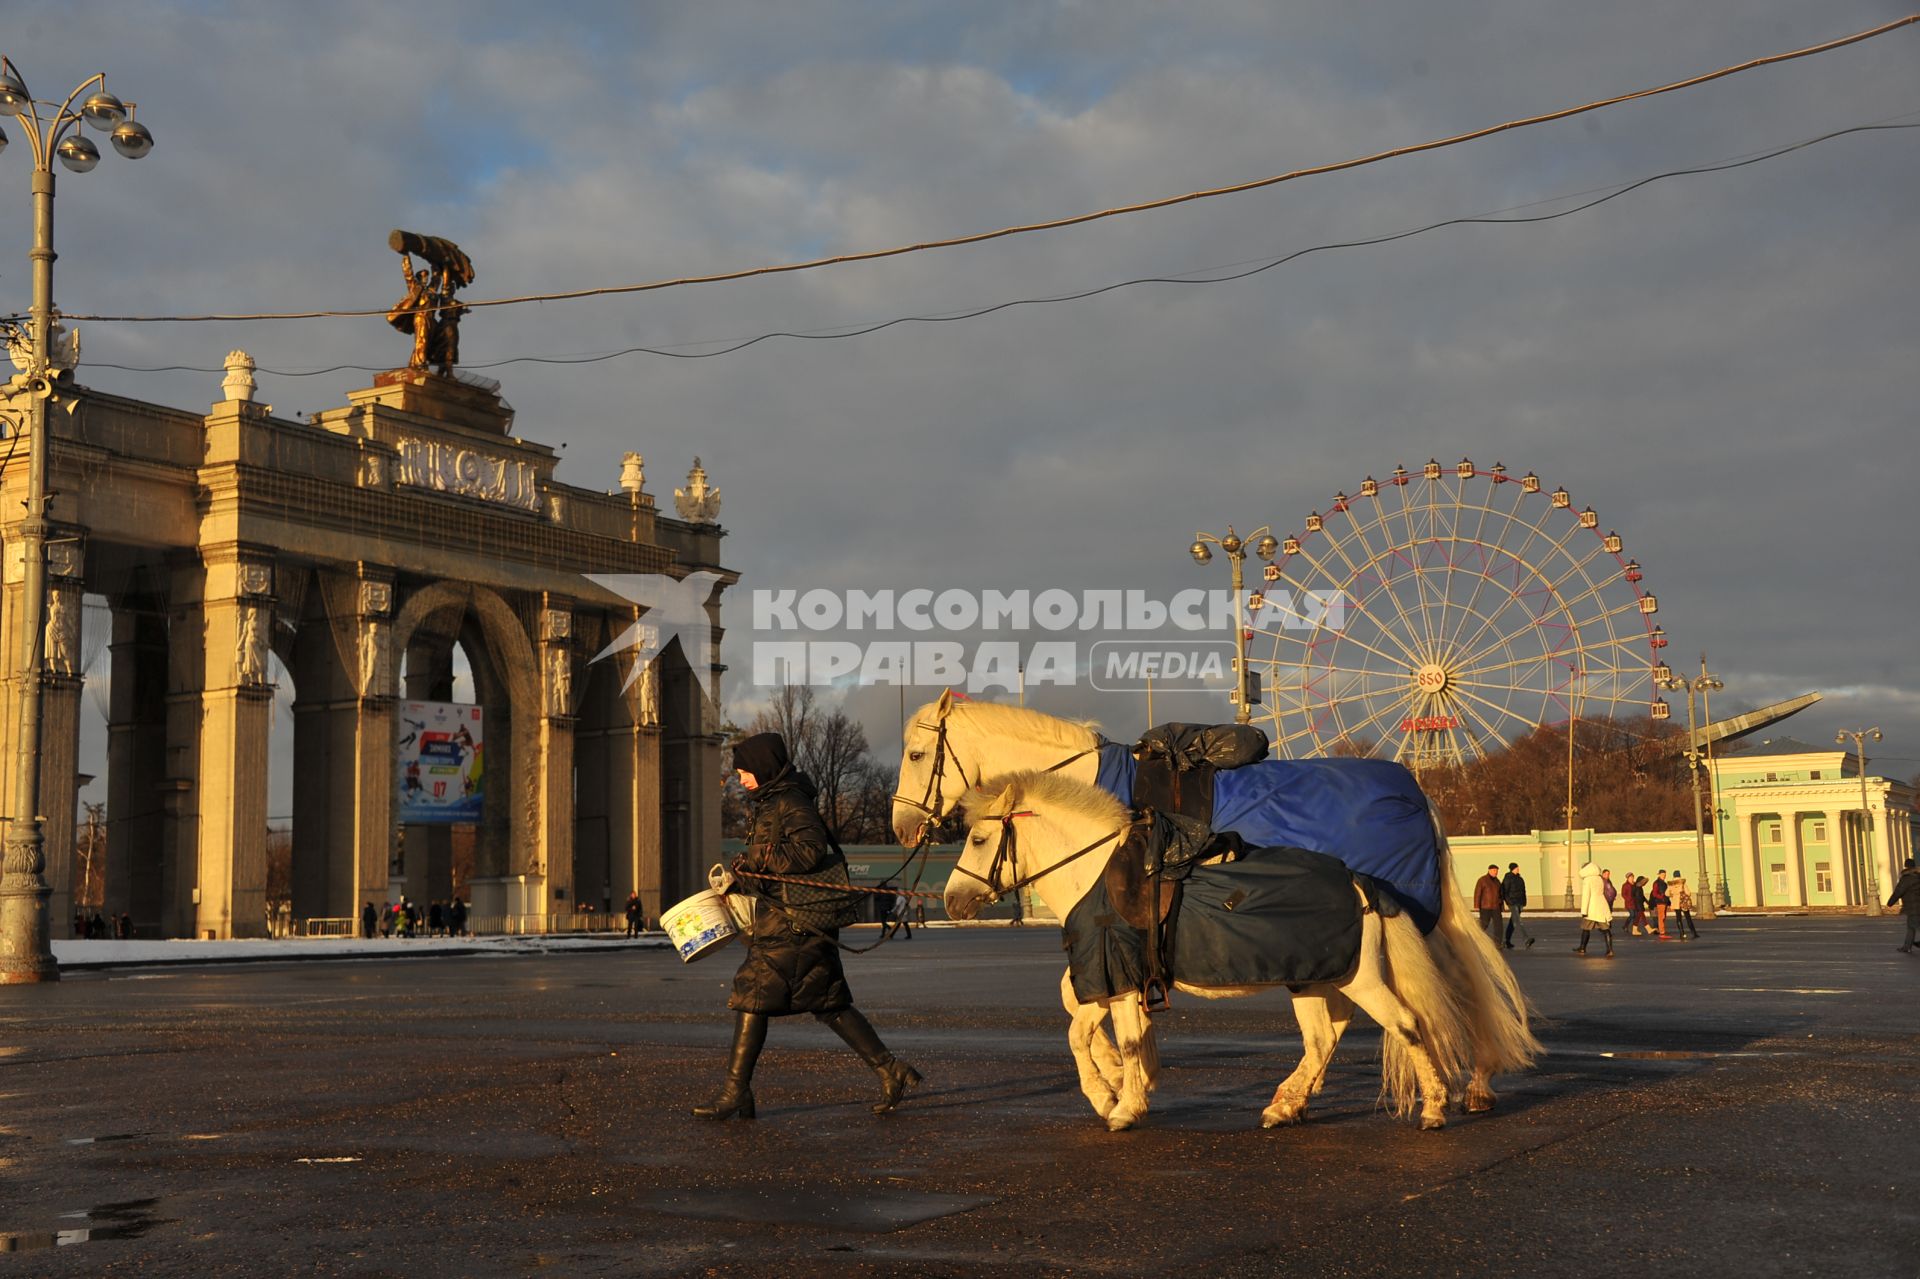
[693,1011,767,1120]
[1602,929,1615,958]
[1573,928,1590,955]
[820,1007,922,1114]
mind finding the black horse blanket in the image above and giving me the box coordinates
[1062,845,1364,1003]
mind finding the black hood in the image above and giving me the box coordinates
[732,732,791,786]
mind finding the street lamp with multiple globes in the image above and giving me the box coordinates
[1836,727,1884,917]
[1189,526,1278,725]
[0,56,154,983]
[1655,661,1723,920]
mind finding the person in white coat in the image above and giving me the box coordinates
[1574,862,1616,959]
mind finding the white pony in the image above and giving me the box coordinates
[895,693,1538,1121]
[947,770,1487,1130]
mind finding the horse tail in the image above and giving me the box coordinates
[1427,815,1543,1076]
[1377,908,1475,1116]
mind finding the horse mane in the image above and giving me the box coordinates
[960,769,1128,829]
[948,699,1101,750]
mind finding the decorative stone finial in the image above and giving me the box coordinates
[674,457,720,523]
[222,350,258,403]
[619,451,647,495]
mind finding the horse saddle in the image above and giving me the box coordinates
[1103,808,1244,930]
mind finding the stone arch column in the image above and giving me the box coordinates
[570,612,661,919]
[286,567,396,925]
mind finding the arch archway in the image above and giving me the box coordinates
[390,582,544,919]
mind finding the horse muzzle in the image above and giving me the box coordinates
[944,885,988,921]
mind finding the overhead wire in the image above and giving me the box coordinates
[55,13,1920,327]
[78,118,1920,378]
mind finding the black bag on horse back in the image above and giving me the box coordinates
[778,846,865,932]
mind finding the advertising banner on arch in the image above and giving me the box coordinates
[396,701,484,824]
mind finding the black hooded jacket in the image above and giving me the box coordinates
[1888,868,1920,918]
[727,768,852,1015]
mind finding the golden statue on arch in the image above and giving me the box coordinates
[387,229,475,374]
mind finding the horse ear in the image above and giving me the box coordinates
[936,688,954,717]
[992,780,1021,814]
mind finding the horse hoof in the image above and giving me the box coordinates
[1465,1092,1496,1113]
[1261,1104,1306,1128]
[1106,1112,1137,1132]
[1419,1113,1447,1131]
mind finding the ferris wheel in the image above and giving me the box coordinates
[1245,458,1671,769]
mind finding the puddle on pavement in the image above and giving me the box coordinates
[639,1186,993,1233]
[0,1198,165,1252]
[65,1132,150,1146]
[1601,1050,1720,1060]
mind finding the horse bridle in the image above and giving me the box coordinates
[948,807,1132,904]
[891,701,1103,843]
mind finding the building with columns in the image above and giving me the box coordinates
[0,356,734,939]
[1708,737,1915,909]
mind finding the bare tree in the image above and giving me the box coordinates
[72,802,106,910]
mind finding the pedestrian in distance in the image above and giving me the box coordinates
[1888,858,1920,954]
[1475,865,1504,940]
[1670,876,1700,939]
[890,890,914,940]
[693,731,921,1121]
[625,891,643,938]
[1500,862,1535,950]
[1623,875,1646,935]
[1650,870,1672,938]
[1574,863,1616,958]
[361,901,377,940]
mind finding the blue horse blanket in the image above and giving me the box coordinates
[1095,743,1443,933]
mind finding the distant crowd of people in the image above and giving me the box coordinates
[72,911,134,939]
[361,897,468,939]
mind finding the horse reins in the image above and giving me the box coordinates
[947,808,1133,904]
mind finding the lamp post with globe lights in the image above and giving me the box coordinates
[0,56,154,983]
[1836,727,1883,916]
[1189,526,1278,725]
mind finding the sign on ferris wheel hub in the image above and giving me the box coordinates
[396,700,484,824]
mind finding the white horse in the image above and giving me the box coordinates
[894,692,1538,1119]
[946,769,1494,1131]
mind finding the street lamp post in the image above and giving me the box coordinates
[1656,662,1724,920]
[1189,526,1278,725]
[0,57,154,984]
[1836,727,1883,916]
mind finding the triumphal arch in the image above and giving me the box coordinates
[0,233,734,938]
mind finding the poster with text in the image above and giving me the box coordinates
[396,701,484,824]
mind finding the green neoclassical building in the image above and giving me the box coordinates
[1709,737,1916,909]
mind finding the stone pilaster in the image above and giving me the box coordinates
[38,547,85,938]
[537,603,576,916]
[350,573,396,914]
[193,548,275,938]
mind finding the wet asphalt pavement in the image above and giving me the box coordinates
[1,916,1916,1277]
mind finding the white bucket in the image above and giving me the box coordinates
[661,889,738,963]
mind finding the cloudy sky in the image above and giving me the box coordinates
[8,1,1918,800]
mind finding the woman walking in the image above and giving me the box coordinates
[1671,875,1700,940]
[1574,863,1616,958]
[693,731,922,1121]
